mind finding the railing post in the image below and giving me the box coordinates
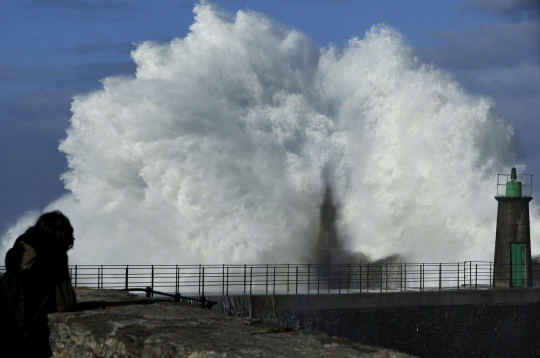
[287,264,290,294]
[400,264,402,292]
[457,263,460,290]
[367,264,370,292]
[101,265,104,289]
[475,264,478,290]
[419,265,422,291]
[385,263,388,292]
[198,264,201,296]
[202,267,205,296]
[151,265,154,296]
[439,263,442,291]
[226,267,229,295]
[222,264,225,295]
[338,266,341,294]
[266,264,268,295]
[360,265,362,293]
[125,265,129,290]
[469,261,472,288]
[422,263,425,291]
[380,265,382,293]
[74,265,78,287]
[328,265,330,294]
[273,266,276,295]
[308,264,310,294]
[176,265,179,293]
[317,265,320,294]
[489,262,494,288]
[404,263,407,291]
[244,264,247,295]
[347,264,350,293]
[250,267,252,295]
[295,266,298,294]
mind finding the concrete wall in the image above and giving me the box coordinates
[209,289,540,358]
[50,287,417,358]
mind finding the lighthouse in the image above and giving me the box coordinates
[318,185,338,249]
[493,168,533,288]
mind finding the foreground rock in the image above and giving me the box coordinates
[49,288,417,357]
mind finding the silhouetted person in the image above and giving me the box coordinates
[2,211,77,357]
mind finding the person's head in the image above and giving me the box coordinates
[31,211,75,250]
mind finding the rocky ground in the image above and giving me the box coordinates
[48,287,417,358]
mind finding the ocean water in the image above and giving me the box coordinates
[1,3,532,265]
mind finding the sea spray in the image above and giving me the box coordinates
[1,2,531,264]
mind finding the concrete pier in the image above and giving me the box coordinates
[209,289,540,357]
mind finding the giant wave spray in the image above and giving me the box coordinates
[1,3,531,265]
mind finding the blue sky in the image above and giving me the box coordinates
[0,0,538,232]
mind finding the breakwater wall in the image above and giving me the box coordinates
[208,289,540,357]
[49,287,416,357]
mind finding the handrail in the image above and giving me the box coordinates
[127,286,217,309]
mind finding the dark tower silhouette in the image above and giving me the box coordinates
[318,185,338,248]
[493,167,533,288]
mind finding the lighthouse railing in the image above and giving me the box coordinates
[496,173,533,196]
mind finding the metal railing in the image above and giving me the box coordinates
[129,287,217,308]
[496,173,533,196]
[2,262,538,295]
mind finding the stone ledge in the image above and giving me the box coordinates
[49,287,417,357]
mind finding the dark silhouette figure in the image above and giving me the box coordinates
[1,211,77,357]
[318,185,338,248]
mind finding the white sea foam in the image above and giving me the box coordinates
[1,2,532,264]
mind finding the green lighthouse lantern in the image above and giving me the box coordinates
[505,167,522,197]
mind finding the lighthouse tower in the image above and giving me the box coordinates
[493,168,533,288]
